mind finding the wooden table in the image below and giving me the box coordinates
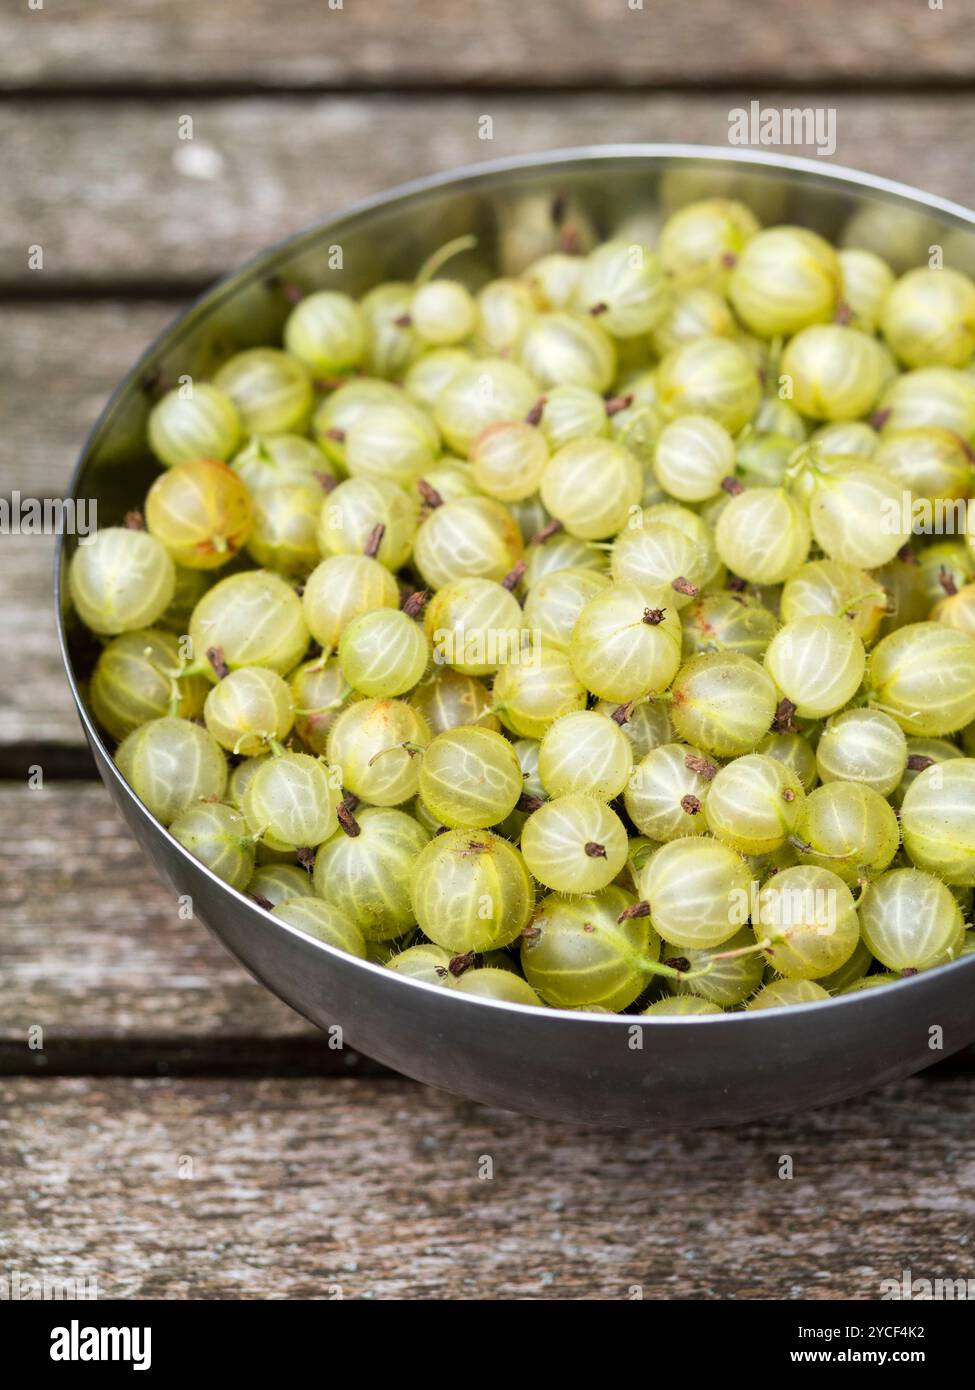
[3,0,975,1299]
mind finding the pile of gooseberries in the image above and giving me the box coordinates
[70,200,975,1018]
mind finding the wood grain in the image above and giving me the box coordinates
[3,0,972,1302]
[2,94,974,289]
[2,1073,974,1299]
[0,781,327,1053]
[0,533,79,751]
[0,304,181,746]
[1,302,175,498]
[3,0,971,90]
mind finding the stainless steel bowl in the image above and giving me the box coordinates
[56,146,975,1127]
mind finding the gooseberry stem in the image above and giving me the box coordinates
[366,740,425,768]
[614,939,695,983]
[607,913,771,986]
[783,442,825,488]
[414,235,478,286]
[166,675,185,719]
[835,587,886,619]
[707,938,771,965]
[295,686,355,718]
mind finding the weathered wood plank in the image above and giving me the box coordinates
[0,782,327,1049]
[0,304,178,745]
[0,533,79,751]
[0,302,175,498]
[2,95,974,289]
[2,1074,974,1298]
[3,0,971,90]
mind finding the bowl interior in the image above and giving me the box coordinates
[60,146,975,556]
[53,146,975,1125]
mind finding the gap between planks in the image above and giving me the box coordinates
[7,77,975,101]
[0,1037,393,1079]
[3,93,975,291]
[4,0,974,91]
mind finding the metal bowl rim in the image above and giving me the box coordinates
[54,141,975,1029]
